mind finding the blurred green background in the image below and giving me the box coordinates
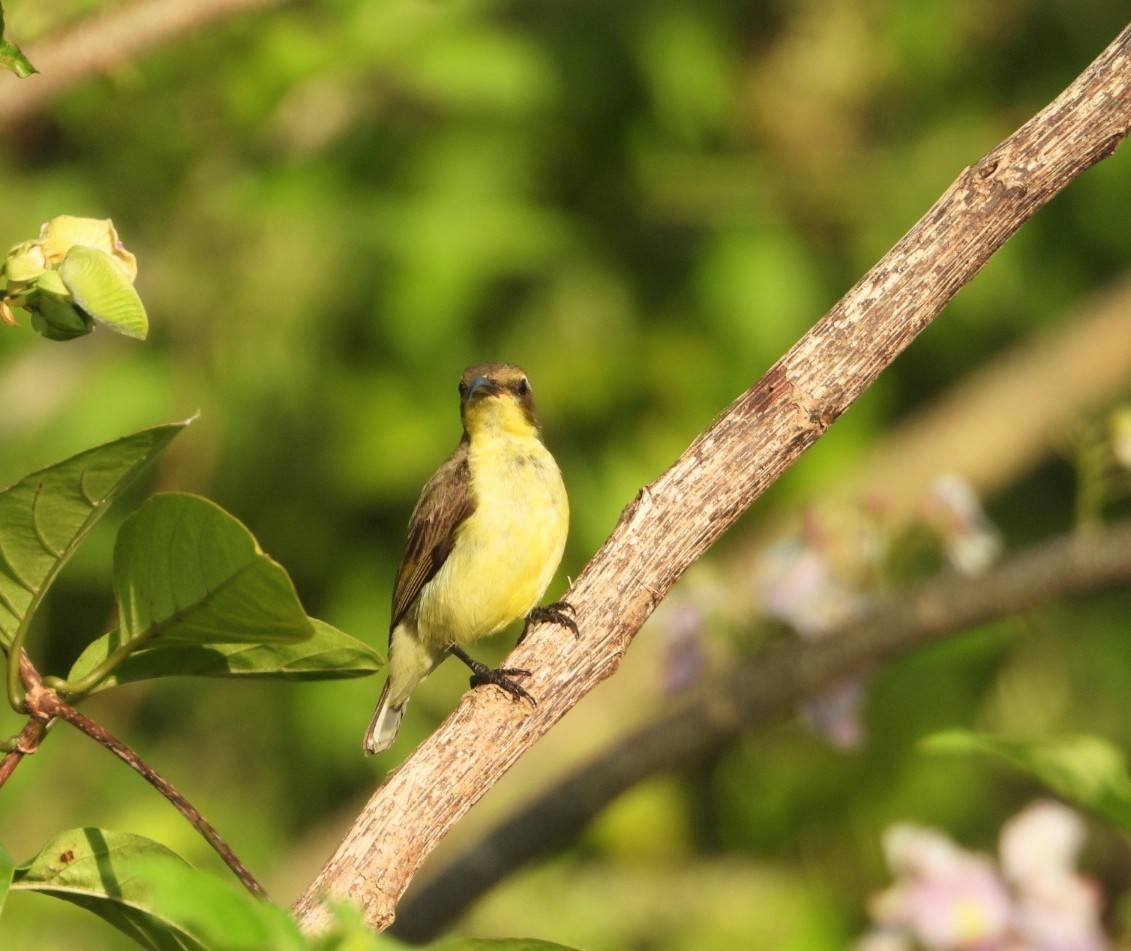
[1,0,1130,947]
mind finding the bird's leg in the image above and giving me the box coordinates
[518,600,578,644]
[449,645,536,706]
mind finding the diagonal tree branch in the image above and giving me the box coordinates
[391,518,1131,941]
[294,23,1131,933]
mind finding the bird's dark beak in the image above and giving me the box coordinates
[467,376,500,399]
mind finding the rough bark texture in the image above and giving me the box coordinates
[294,24,1131,933]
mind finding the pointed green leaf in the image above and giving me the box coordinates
[69,618,382,692]
[0,840,14,919]
[11,828,201,950]
[923,730,1131,834]
[0,422,189,651]
[60,246,148,339]
[10,828,305,951]
[114,493,315,648]
[0,42,36,79]
[0,6,35,77]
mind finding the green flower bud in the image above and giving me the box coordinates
[29,294,94,341]
[3,240,47,288]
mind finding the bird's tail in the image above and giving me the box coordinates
[363,678,407,755]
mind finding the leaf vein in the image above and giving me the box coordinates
[30,482,65,559]
[0,535,35,594]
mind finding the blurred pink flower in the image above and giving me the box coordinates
[756,513,872,748]
[1001,802,1108,951]
[871,824,1011,949]
[859,804,1111,951]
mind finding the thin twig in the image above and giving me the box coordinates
[391,519,1131,941]
[293,23,1131,933]
[15,653,268,899]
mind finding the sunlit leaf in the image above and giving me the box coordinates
[69,618,382,692]
[10,828,305,951]
[125,857,307,951]
[0,422,189,651]
[923,730,1131,834]
[11,828,201,950]
[113,493,315,648]
[61,245,148,340]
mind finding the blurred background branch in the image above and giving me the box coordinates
[720,271,1131,601]
[392,517,1131,942]
[847,273,1131,510]
[0,0,287,130]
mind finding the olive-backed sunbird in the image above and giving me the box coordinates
[363,362,574,755]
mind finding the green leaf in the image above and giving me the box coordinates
[69,618,382,692]
[0,5,36,79]
[124,858,307,951]
[60,245,148,340]
[10,828,305,951]
[114,493,315,648]
[0,40,35,80]
[0,840,14,919]
[0,422,188,651]
[923,730,1131,833]
[11,828,201,949]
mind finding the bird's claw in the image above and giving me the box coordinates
[449,644,537,705]
[520,600,579,643]
[468,665,536,706]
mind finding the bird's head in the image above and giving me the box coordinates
[459,362,542,440]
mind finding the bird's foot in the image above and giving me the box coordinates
[449,645,536,705]
[519,600,579,643]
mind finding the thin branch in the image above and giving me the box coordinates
[15,653,268,899]
[0,651,51,785]
[294,24,1131,933]
[0,0,287,130]
[391,519,1131,941]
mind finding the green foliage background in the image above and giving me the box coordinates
[1,0,1130,947]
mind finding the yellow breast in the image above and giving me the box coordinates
[414,433,568,648]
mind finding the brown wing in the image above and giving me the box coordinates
[389,443,475,634]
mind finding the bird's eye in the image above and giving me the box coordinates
[516,377,530,396]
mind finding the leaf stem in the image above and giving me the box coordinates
[49,630,146,699]
[16,653,268,898]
